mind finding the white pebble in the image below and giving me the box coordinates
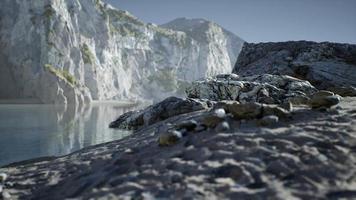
[318,154,328,162]
[172,130,183,139]
[0,184,3,193]
[2,190,11,199]
[215,121,230,132]
[214,108,226,118]
[230,74,239,79]
[0,173,7,182]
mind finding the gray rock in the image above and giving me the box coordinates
[221,101,290,120]
[308,93,341,109]
[175,120,199,132]
[186,74,317,104]
[280,101,293,112]
[225,102,263,119]
[262,104,291,119]
[110,97,209,130]
[327,86,356,97]
[0,173,7,182]
[202,114,225,128]
[257,115,279,126]
[214,164,254,185]
[2,190,11,199]
[158,130,183,146]
[215,121,230,132]
[233,41,356,90]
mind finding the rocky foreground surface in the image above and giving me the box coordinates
[1,73,356,199]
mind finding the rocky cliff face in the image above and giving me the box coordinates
[0,0,244,105]
[233,41,356,93]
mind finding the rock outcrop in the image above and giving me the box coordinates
[110,74,344,131]
[233,41,356,95]
[0,0,244,105]
[109,97,210,130]
[186,74,317,104]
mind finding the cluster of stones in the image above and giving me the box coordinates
[111,73,342,147]
[158,89,341,146]
[157,102,289,146]
[0,173,10,199]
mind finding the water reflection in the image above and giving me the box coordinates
[0,103,140,166]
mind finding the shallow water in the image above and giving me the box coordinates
[0,103,140,166]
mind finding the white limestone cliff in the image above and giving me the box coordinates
[0,0,244,106]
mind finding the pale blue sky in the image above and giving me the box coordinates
[105,0,356,44]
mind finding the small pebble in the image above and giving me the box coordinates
[173,130,183,138]
[281,101,293,112]
[0,184,3,193]
[158,130,183,146]
[215,121,230,132]
[214,108,226,118]
[175,120,198,131]
[0,173,7,182]
[318,154,328,162]
[258,115,279,126]
[195,125,207,132]
[2,190,11,199]
[124,148,134,154]
[309,94,341,109]
[203,115,224,128]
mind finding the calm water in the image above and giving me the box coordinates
[0,103,140,166]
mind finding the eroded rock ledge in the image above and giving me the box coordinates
[110,74,338,131]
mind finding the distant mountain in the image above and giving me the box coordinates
[161,18,244,68]
[0,0,244,105]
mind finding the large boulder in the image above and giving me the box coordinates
[186,74,317,104]
[233,41,356,94]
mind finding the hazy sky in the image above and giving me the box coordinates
[105,0,356,44]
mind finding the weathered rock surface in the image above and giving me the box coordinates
[186,74,317,104]
[109,96,210,130]
[233,41,356,94]
[111,73,344,132]
[0,0,244,105]
[308,91,341,109]
[2,97,356,199]
[327,86,356,97]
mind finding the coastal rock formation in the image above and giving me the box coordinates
[0,68,354,199]
[111,74,314,130]
[0,0,243,105]
[233,41,356,95]
[109,97,210,130]
[186,74,317,104]
[2,96,356,199]
[110,74,346,131]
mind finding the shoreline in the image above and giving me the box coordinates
[1,97,355,199]
[0,99,146,107]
